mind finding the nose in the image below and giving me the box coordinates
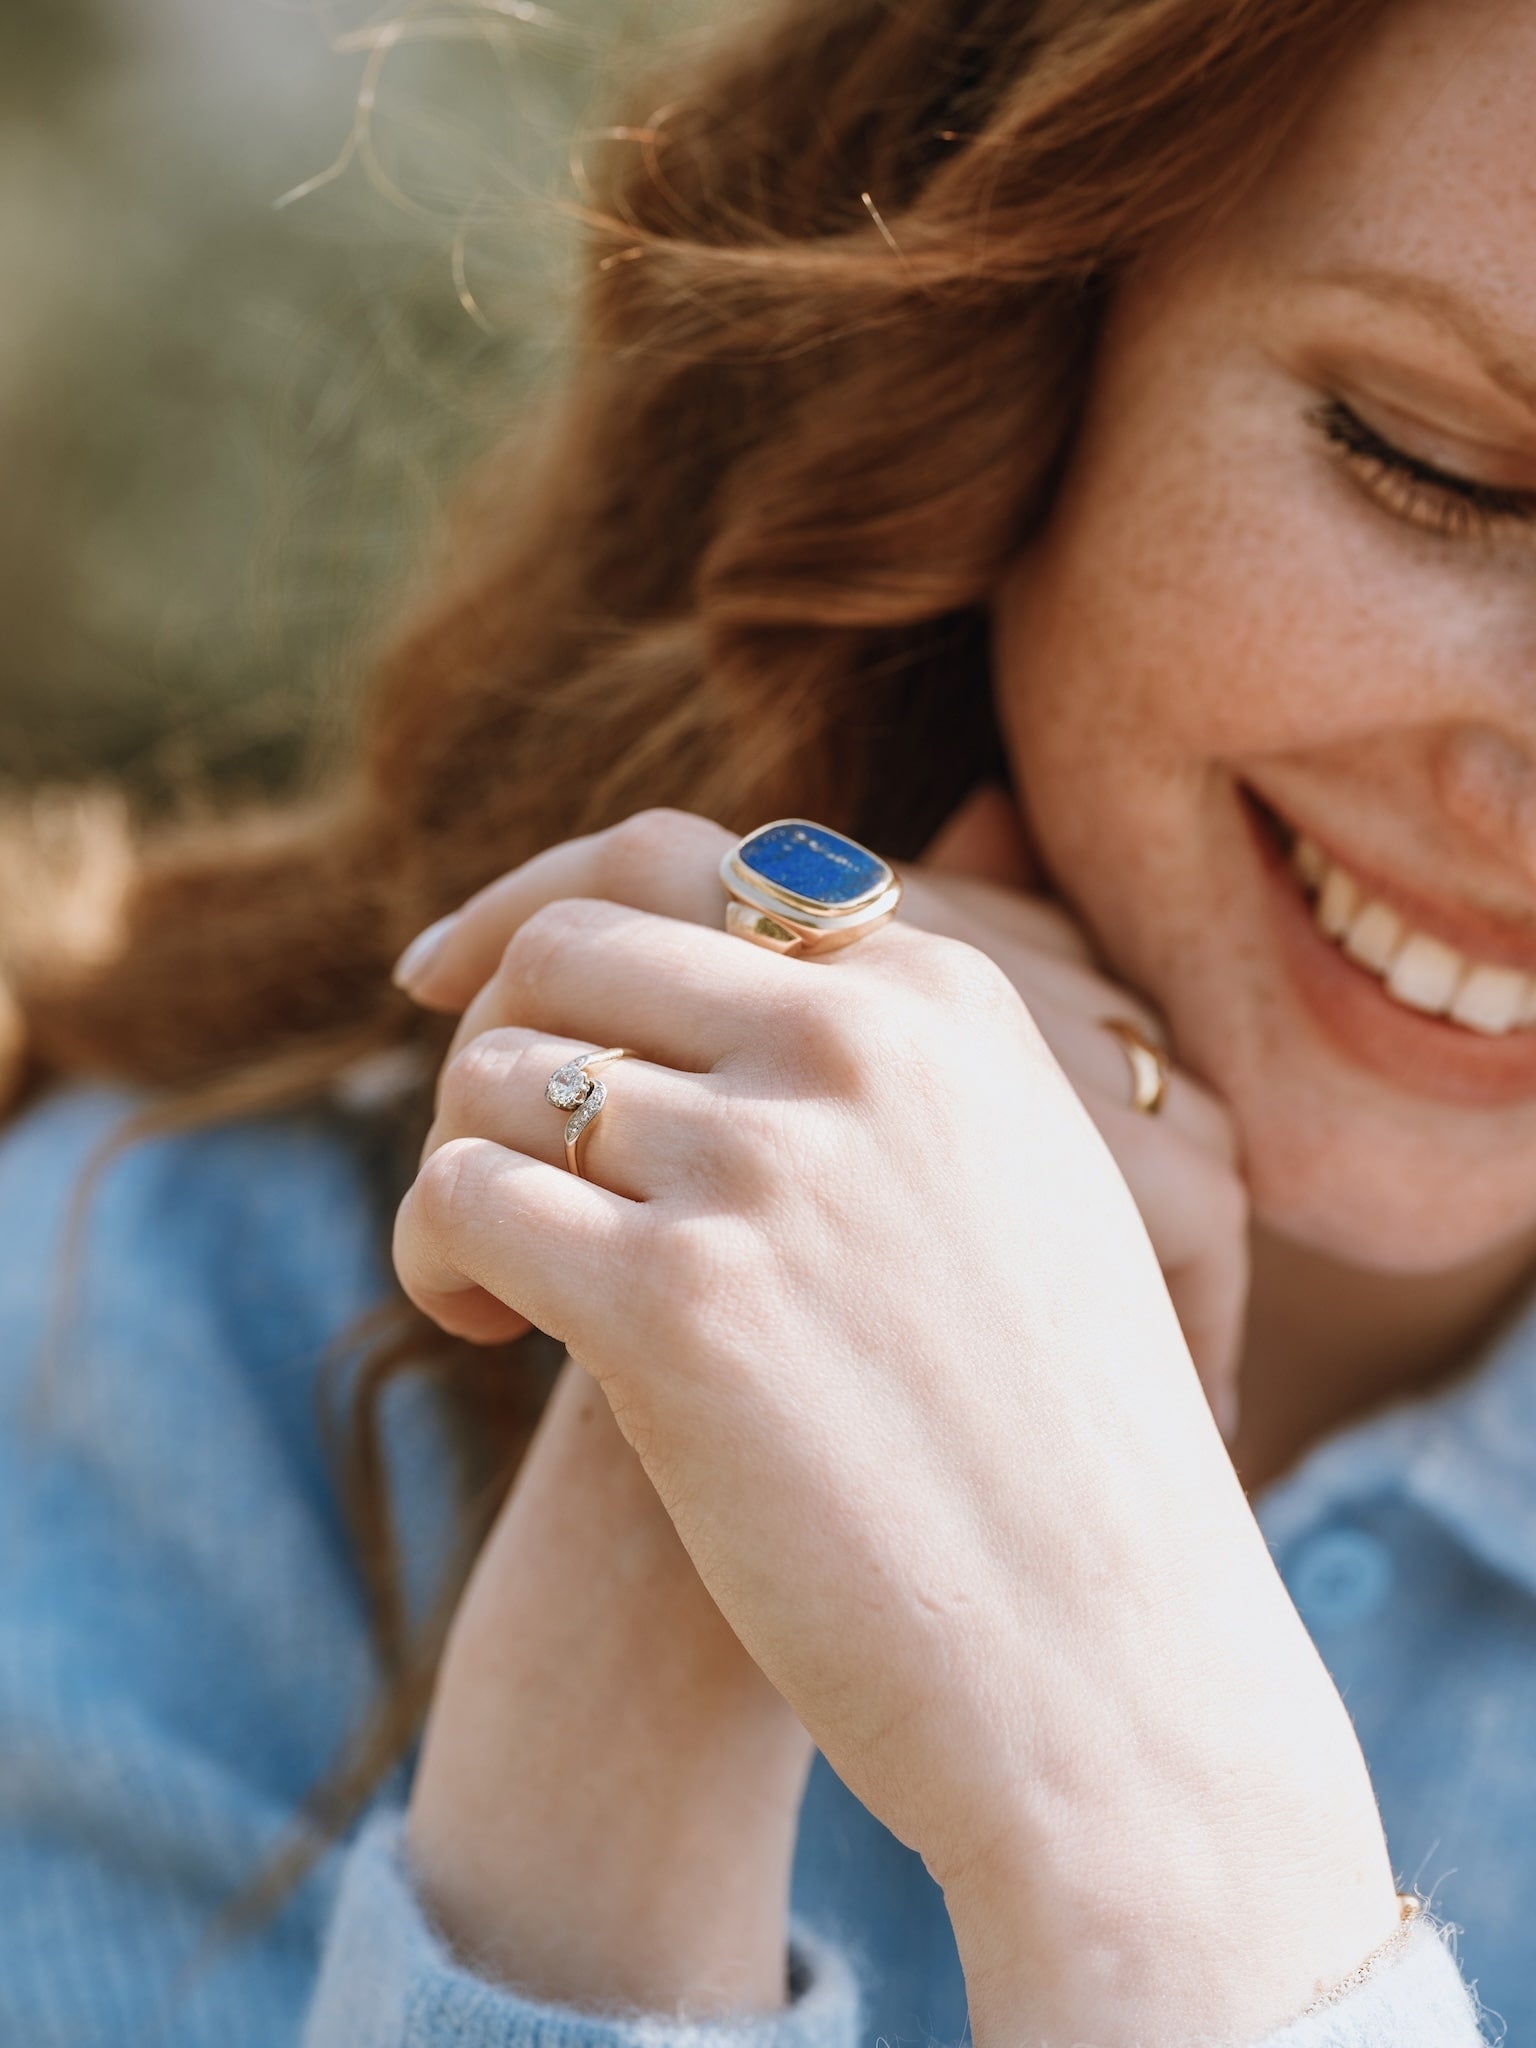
[1432,724,1536,885]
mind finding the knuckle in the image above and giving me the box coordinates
[437,1029,513,1120]
[775,982,875,1093]
[638,1209,762,1337]
[894,934,1046,1066]
[932,938,1021,1021]
[600,807,722,884]
[649,1212,724,1297]
[408,1135,484,1249]
[895,927,1018,1019]
[497,896,605,990]
[707,1095,816,1209]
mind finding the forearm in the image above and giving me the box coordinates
[406,1356,814,2016]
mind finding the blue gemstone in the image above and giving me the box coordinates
[737,822,887,906]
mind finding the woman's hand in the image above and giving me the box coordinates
[398,792,1251,1432]
[907,788,1250,1432]
[392,809,1400,2048]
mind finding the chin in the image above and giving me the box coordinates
[1230,1085,1536,1277]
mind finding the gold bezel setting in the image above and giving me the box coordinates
[720,820,902,955]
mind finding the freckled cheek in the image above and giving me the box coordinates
[1001,449,1474,817]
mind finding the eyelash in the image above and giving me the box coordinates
[1310,397,1536,540]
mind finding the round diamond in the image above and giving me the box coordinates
[546,1062,591,1111]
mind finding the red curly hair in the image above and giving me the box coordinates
[0,0,1393,1909]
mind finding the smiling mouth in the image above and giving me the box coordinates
[1241,786,1536,1039]
[1284,831,1536,1036]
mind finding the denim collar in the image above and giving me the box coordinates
[1255,1266,1536,1601]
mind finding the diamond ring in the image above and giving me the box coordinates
[545,1047,630,1177]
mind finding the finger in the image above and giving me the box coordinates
[1051,997,1234,1163]
[1163,1245,1251,1444]
[963,955,1194,1134]
[394,1137,629,1348]
[455,897,792,1072]
[395,810,734,1011]
[426,1027,719,1200]
[920,783,1043,891]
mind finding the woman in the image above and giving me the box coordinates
[1,0,1530,2039]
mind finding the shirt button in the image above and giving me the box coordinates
[1287,1527,1395,1628]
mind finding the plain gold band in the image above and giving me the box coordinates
[1099,1016,1170,1116]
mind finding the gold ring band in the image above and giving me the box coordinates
[1099,1016,1170,1116]
[545,1047,630,1177]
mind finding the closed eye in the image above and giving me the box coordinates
[1310,397,1536,540]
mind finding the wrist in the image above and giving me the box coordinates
[899,1466,1411,2043]
[939,1771,1402,2048]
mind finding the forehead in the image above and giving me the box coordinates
[1210,0,1536,331]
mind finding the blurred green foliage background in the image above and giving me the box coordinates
[0,0,694,804]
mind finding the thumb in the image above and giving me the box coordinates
[920,784,1043,891]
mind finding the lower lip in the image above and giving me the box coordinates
[1240,786,1536,1109]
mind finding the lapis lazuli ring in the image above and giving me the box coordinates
[719,819,902,956]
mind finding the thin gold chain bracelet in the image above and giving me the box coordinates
[1295,1893,1425,2019]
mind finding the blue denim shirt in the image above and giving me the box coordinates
[0,1085,1516,2046]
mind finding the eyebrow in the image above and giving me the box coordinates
[1301,264,1536,417]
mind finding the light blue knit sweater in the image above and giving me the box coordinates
[0,1086,1514,2045]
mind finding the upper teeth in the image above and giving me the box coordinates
[1290,833,1536,1035]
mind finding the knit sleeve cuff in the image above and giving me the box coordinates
[301,1807,865,2048]
[1253,1912,1490,2048]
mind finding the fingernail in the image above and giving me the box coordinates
[391,913,459,995]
